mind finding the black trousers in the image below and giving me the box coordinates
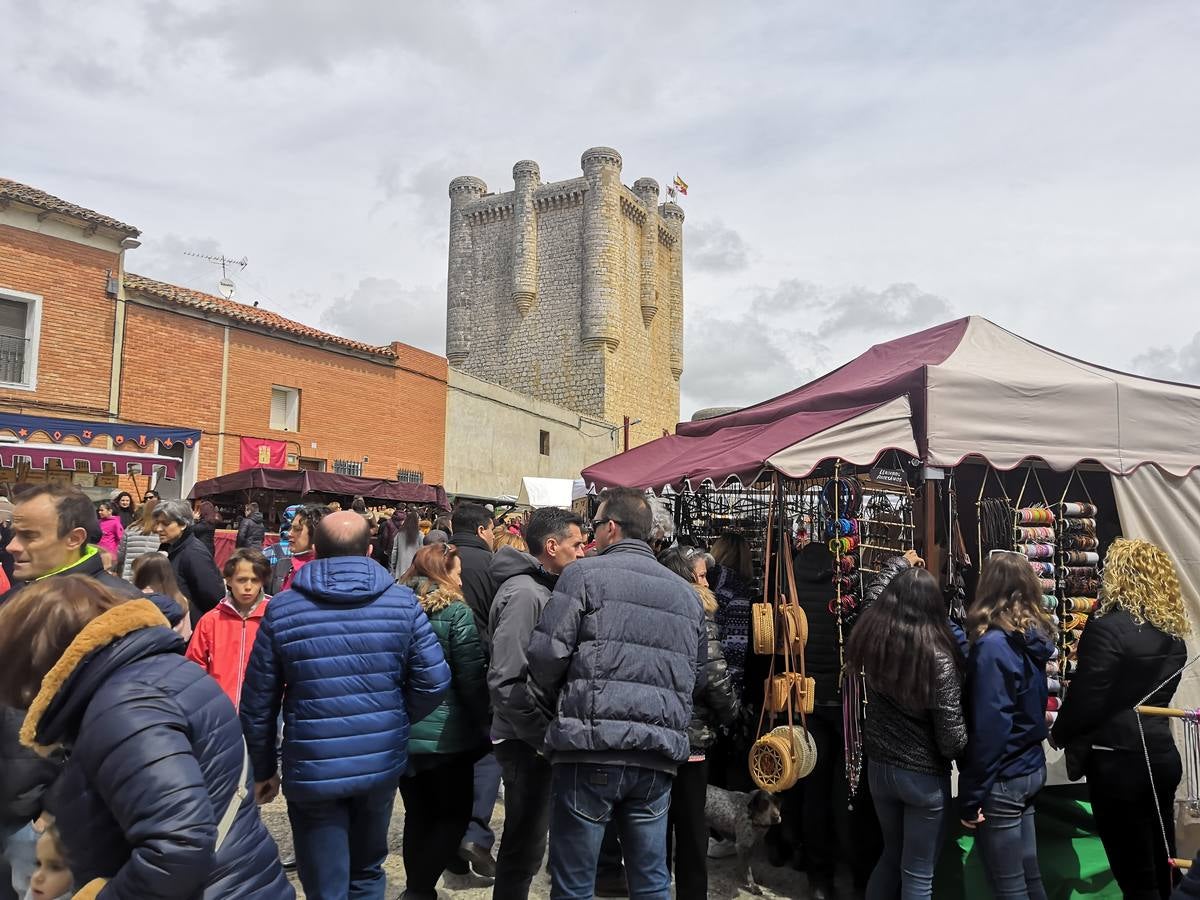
[768,706,882,888]
[1088,748,1182,900]
[493,740,553,900]
[667,760,709,900]
[399,754,476,898]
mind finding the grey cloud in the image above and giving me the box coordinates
[319,278,445,354]
[815,283,954,339]
[143,1,487,77]
[687,220,751,273]
[683,279,953,412]
[1131,334,1200,384]
[373,158,455,231]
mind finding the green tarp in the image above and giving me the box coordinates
[934,786,1119,899]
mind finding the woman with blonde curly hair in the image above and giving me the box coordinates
[1052,538,1189,899]
[959,550,1057,900]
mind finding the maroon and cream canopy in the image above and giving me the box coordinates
[583,316,1200,491]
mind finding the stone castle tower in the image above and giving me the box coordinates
[446,147,683,447]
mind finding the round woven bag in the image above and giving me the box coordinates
[771,725,819,781]
[749,730,796,793]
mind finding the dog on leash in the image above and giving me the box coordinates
[705,785,782,895]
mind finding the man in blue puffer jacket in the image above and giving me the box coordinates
[528,487,706,900]
[240,511,450,900]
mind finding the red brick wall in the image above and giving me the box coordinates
[0,223,448,489]
[0,225,117,416]
[121,305,448,484]
[118,304,225,475]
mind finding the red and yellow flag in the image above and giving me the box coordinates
[672,174,689,196]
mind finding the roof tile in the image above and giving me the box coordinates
[0,177,140,236]
[124,273,396,358]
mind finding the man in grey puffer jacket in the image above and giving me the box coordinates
[488,507,586,900]
[528,488,706,900]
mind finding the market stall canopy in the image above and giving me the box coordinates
[189,467,450,509]
[516,477,588,508]
[584,316,1200,491]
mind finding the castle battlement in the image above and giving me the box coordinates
[444,147,683,446]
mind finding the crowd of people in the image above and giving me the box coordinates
[0,480,1195,900]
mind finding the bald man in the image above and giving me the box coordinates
[240,510,451,900]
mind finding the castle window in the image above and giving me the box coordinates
[539,430,551,456]
[396,468,423,484]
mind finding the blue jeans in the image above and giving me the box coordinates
[287,785,396,900]
[1,824,36,898]
[975,766,1048,900]
[866,760,949,900]
[548,763,673,900]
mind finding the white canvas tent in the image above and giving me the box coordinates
[515,476,588,509]
[586,316,1200,707]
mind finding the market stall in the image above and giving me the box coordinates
[190,467,450,566]
[584,315,1200,898]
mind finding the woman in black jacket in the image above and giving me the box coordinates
[192,500,222,557]
[1052,538,1190,900]
[153,499,227,626]
[846,565,967,900]
[236,502,266,551]
[0,576,293,899]
[659,546,739,900]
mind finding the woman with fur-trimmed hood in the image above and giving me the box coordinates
[0,575,294,900]
[398,543,490,900]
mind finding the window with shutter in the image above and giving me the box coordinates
[270,388,288,430]
[270,386,300,431]
[0,292,37,388]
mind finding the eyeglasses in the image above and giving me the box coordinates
[593,517,623,530]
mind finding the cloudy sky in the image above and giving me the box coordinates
[4,2,1198,417]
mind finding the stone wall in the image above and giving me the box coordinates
[446,147,682,448]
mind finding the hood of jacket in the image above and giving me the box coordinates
[491,545,557,589]
[22,600,180,754]
[247,511,264,525]
[1009,626,1055,667]
[289,555,394,606]
[403,576,464,615]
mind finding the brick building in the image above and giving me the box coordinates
[0,177,447,501]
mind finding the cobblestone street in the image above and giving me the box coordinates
[260,793,818,899]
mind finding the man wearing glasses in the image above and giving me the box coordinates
[528,487,706,900]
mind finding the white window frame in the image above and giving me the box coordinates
[270,385,300,432]
[0,287,42,391]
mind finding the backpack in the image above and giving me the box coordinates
[269,557,294,595]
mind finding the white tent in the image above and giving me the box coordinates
[516,476,588,509]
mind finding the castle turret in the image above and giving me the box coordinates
[446,175,486,365]
[633,177,660,327]
[661,201,685,379]
[580,147,623,351]
[511,160,540,315]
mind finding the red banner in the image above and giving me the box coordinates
[239,437,287,470]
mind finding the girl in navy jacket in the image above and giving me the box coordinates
[960,550,1056,900]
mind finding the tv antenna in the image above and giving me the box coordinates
[184,251,248,300]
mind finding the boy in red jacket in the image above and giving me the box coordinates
[186,547,272,709]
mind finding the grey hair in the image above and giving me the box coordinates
[153,499,193,527]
